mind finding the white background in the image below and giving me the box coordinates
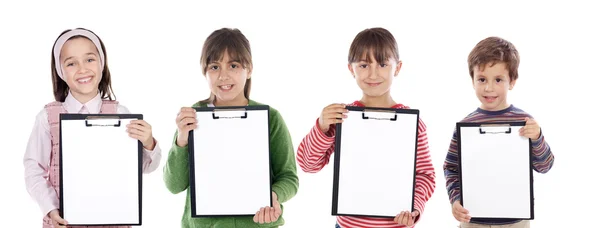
[1,0,598,227]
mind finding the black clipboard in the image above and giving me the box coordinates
[331,106,419,218]
[59,114,143,226]
[188,105,273,217]
[456,121,534,220]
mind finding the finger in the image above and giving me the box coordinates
[271,207,279,222]
[177,110,197,122]
[253,211,259,223]
[127,127,145,136]
[268,207,275,222]
[274,207,282,218]
[258,207,266,224]
[458,205,469,214]
[127,123,149,133]
[180,107,196,113]
[411,210,419,217]
[129,119,149,127]
[402,211,410,225]
[178,118,197,128]
[326,103,347,109]
[327,106,349,112]
[185,124,198,132]
[394,213,401,223]
[326,118,344,125]
[324,112,346,120]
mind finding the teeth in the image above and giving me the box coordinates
[220,85,232,89]
[77,77,91,83]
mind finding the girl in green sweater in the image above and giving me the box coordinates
[163,28,299,228]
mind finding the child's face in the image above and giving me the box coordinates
[472,62,516,111]
[348,53,401,98]
[205,51,251,105]
[60,37,102,99]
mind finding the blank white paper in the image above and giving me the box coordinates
[192,109,271,215]
[336,110,418,217]
[60,118,140,225]
[460,125,531,218]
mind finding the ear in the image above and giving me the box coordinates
[509,78,517,90]
[348,63,355,78]
[394,60,402,77]
[247,68,252,80]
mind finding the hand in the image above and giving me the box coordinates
[175,107,197,147]
[253,192,282,224]
[318,103,348,133]
[127,120,155,150]
[519,117,541,140]
[394,210,419,226]
[48,209,68,227]
[452,201,471,223]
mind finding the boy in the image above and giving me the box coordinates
[443,36,555,228]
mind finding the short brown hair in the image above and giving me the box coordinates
[348,27,399,64]
[200,28,252,103]
[50,28,115,102]
[468,36,520,81]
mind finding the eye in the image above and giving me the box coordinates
[209,65,219,70]
[87,58,95,62]
[230,63,239,69]
[495,78,502,82]
[379,63,388,67]
[478,78,485,83]
[66,62,74,67]
[359,64,368,68]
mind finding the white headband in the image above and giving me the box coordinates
[53,29,105,80]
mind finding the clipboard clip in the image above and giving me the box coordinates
[212,108,248,119]
[361,109,397,121]
[85,116,121,127]
[479,124,511,134]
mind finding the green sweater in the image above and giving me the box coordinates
[163,100,299,228]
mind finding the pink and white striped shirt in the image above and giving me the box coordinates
[23,92,162,218]
[296,101,436,228]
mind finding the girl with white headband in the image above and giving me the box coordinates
[23,28,163,228]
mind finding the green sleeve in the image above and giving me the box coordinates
[269,108,299,203]
[162,131,190,194]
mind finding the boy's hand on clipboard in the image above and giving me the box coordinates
[318,103,348,133]
[175,107,197,147]
[452,201,471,223]
[126,120,155,150]
[519,117,541,140]
[394,210,419,226]
[48,209,68,227]
[253,192,282,224]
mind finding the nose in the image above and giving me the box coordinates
[484,81,494,92]
[218,71,231,81]
[76,62,90,74]
[368,64,377,79]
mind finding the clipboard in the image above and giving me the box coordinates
[332,106,419,218]
[188,105,272,217]
[457,121,534,220]
[59,114,143,226]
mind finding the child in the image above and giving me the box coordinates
[296,27,436,228]
[162,28,299,228]
[443,36,555,228]
[23,28,163,228]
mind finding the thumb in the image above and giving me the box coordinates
[411,211,419,217]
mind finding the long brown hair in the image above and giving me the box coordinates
[199,28,252,104]
[51,28,116,102]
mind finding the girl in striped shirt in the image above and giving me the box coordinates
[296,27,436,228]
